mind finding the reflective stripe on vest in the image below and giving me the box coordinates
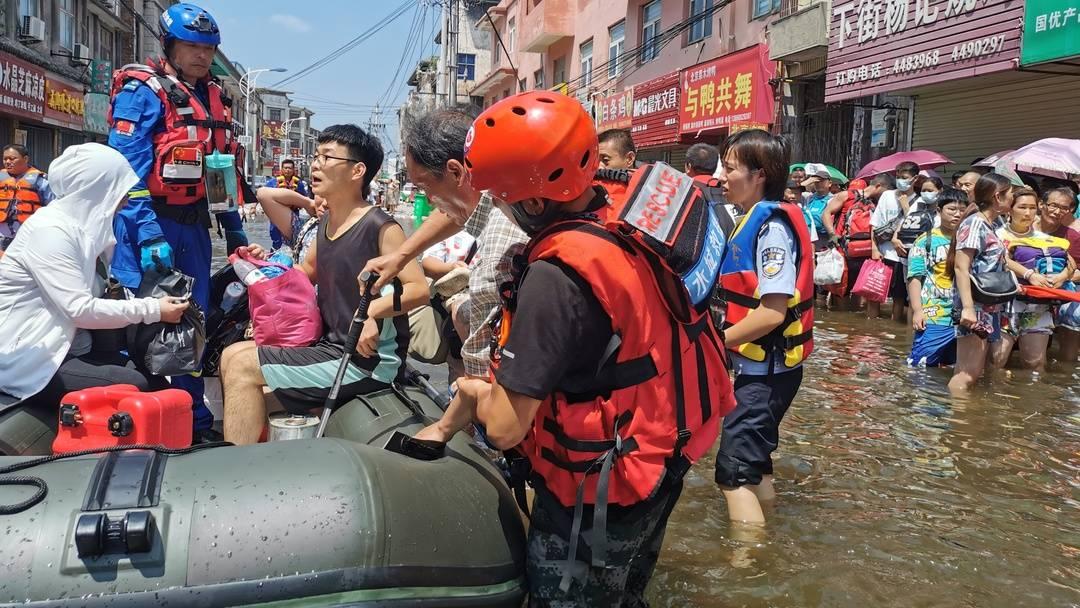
[718,201,815,367]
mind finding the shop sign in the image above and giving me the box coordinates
[678,45,775,135]
[0,52,45,121]
[826,0,1023,102]
[729,122,769,134]
[594,88,633,131]
[90,60,112,94]
[1021,0,1080,65]
[83,93,110,135]
[262,120,286,139]
[44,78,85,130]
[290,147,301,156]
[630,72,680,148]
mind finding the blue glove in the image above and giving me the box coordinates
[139,238,174,273]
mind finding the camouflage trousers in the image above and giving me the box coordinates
[526,479,684,608]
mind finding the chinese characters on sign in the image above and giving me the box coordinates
[630,73,680,147]
[90,60,113,94]
[44,78,85,130]
[262,121,286,139]
[1021,0,1080,65]
[678,45,775,135]
[826,0,1023,102]
[0,53,45,121]
[594,88,634,131]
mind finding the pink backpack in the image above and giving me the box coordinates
[238,250,322,347]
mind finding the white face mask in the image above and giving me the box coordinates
[921,191,939,204]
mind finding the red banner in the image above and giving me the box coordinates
[262,120,286,139]
[0,52,45,121]
[594,88,633,131]
[630,72,680,148]
[678,44,775,136]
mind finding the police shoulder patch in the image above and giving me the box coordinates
[761,246,786,278]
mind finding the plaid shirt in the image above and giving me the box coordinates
[461,194,528,377]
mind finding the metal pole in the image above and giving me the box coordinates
[448,0,459,107]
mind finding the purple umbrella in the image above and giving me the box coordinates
[855,150,953,179]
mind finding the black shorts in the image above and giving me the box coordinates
[715,367,804,488]
[846,257,866,295]
[884,259,909,304]
[258,339,389,414]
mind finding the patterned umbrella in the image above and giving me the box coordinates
[855,150,953,179]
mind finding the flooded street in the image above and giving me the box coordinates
[222,214,1079,607]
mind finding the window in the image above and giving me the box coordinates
[640,1,662,64]
[289,110,301,120]
[96,26,112,63]
[492,32,501,67]
[269,108,283,122]
[80,9,90,46]
[57,0,75,50]
[607,21,625,78]
[553,56,567,86]
[689,0,713,43]
[518,78,527,93]
[114,27,124,64]
[579,40,593,89]
[18,0,40,20]
[752,0,781,19]
[533,68,544,90]
[507,17,516,53]
[457,53,476,80]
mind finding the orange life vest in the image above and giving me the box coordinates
[0,168,46,224]
[109,60,243,206]
[717,201,815,367]
[274,175,301,190]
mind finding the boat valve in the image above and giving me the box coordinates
[75,511,155,558]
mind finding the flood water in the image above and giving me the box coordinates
[221,214,1079,607]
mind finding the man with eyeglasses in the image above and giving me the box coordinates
[1039,186,1080,363]
[218,125,428,445]
[108,3,250,438]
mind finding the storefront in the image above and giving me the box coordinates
[826,0,1080,172]
[593,88,633,134]
[44,76,89,154]
[676,43,777,165]
[630,72,680,165]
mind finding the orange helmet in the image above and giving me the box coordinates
[465,91,599,204]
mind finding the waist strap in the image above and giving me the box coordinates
[152,199,211,228]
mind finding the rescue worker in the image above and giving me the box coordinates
[596,128,636,170]
[685,142,738,235]
[108,2,249,435]
[414,92,733,606]
[0,144,54,255]
[265,158,309,249]
[714,129,815,524]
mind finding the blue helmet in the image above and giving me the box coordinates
[159,3,221,47]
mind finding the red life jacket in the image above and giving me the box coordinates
[109,60,243,206]
[0,168,46,224]
[718,201,815,367]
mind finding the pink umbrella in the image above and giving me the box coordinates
[1006,138,1080,178]
[855,150,953,179]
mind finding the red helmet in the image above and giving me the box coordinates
[848,178,868,192]
[465,91,599,203]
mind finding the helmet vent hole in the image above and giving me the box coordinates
[579,150,591,168]
[485,118,495,127]
[548,168,564,182]
[537,97,555,103]
[511,106,527,116]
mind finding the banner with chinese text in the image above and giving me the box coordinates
[0,52,45,121]
[1021,0,1080,65]
[262,120,286,140]
[631,72,680,148]
[90,60,112,95]
[44,77,85,130]
[678,45,775,136]
[594,88,634,131]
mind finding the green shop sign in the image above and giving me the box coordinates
[1021,0,1080,65]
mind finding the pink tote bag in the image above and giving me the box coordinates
[851,259,893,303]
[239,250,322,347]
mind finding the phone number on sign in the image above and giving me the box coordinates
[835,35,1007,87]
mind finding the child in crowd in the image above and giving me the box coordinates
[907,189,966,367]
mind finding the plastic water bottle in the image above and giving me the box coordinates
[229,254,269,286]
[221,281,245,312]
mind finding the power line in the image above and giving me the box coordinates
[376,2,429,110]
[486,10,517,80]
[273,0,414,88]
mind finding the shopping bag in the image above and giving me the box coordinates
[814,247,846,286]
[239,249,322,347]
[127,266,206,376]
[851,258,892,303]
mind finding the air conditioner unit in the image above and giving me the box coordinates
[20,16,46,44]
[71,44,91,66]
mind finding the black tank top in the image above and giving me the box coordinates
[317,206,409,382]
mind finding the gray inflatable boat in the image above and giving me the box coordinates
[0,383,527,607]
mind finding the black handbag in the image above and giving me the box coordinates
[971,271,1021,305]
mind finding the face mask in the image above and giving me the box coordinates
[896,178,912,191]
[921,191,939,204]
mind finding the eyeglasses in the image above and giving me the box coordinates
[311,152,361,166]
[1045,202,1076,213]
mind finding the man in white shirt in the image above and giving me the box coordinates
[869,161,920,321]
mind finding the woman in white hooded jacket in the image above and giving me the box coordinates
[0,143,187,405]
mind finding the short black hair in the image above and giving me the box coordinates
[3,144,29,157]
[721,129,790,201]
[1043,186,1079,211]
[870,173,896,190]
[318,124,383,198]
[404,108,475,177]
[950,170,965,184]
[686,143,719,175]
[281,159,295,168]
[895,161,920,177]
[937,187,967,208]
[597,129,636,155]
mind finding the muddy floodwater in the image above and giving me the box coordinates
[223,214,1079,607]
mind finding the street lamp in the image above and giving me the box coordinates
[279,116,307,170]
[239,67,287,179]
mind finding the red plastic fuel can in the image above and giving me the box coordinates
[52,385,194,453]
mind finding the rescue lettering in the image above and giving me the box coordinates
[636,169,683,232]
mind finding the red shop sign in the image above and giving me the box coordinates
[0,52,45,121]
[678,44,776,136]
[825,0,1023,103]
[630,72,680,148]
[594,88,633,131]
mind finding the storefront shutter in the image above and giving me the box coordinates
[24,126,55,169]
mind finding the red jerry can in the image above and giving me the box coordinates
[52,385,194,453]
